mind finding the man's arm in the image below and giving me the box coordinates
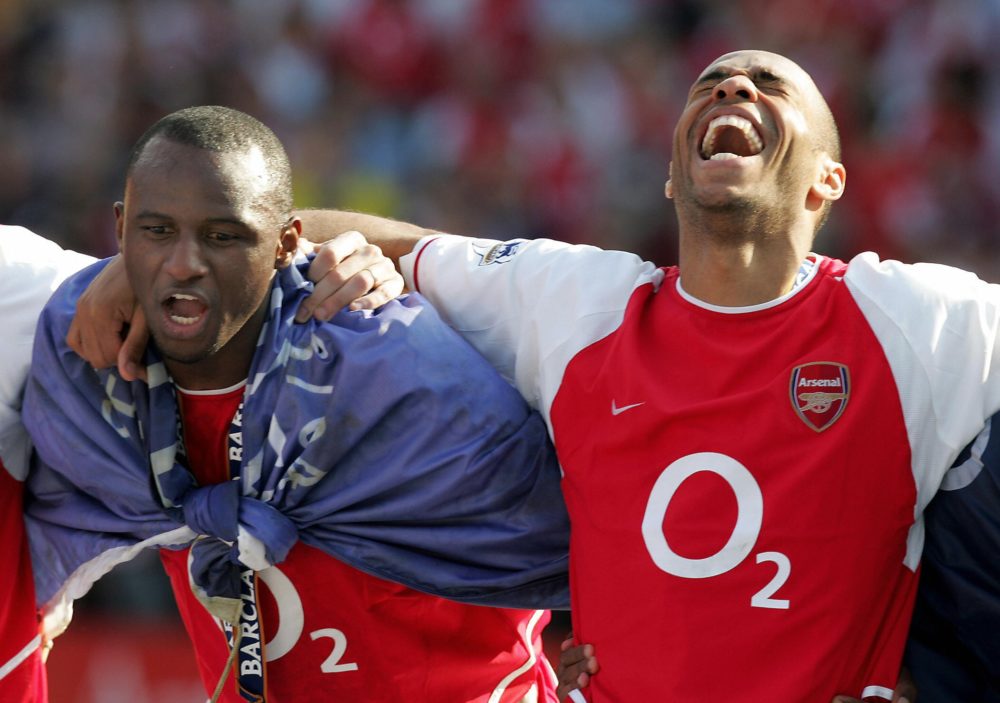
[69,229,403,379]
[299,209,660,418]
[296,209,433,267]
[0,227,92,474]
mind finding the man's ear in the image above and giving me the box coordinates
[809,157,846,204]
[114,201,125,252]
[665,161,674,199]
[275,217,302,269]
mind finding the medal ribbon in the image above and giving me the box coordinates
[178,398,267,702]
[223,401,267,702]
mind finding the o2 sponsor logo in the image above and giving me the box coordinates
[229,567,359,674]
[641,452,790,609]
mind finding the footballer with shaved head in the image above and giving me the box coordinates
[271,49,1000,701]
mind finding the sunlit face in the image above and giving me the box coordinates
[666,50,830,219]
[116,137,298,388]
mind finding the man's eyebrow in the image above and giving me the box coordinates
[203,217,250,228]
[135,211,250,228]
[693,67,789,88]
[694,69,730,87]
[752,68,785,84]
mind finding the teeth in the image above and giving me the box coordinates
[167,293,203,326]
[701,115,763,158]
[710,152,739,161]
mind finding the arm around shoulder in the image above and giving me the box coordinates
[295,209,438,267]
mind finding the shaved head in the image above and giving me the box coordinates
[126,106,293,224]
[706,50,840,161]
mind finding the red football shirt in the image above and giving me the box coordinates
[0,224,93,702]
[160,384,556,702]
[0,463,46,703]
[403,235,1000,701]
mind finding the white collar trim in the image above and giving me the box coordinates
[675,256,820,314]
[175,379,248,396]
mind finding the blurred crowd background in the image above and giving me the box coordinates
[3,0,1000,274]
[3,0,999,700]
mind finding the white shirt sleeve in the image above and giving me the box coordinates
[845,252,1000,519]
[0,226,94,479]
[399,234,662,424]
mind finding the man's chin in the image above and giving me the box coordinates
[678,189,759,217]
[149,333,214,367]
[674,177,749,208]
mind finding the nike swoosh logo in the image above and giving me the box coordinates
[611,400,645,416]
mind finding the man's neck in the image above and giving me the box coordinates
[671,196,820,307]
[166,356,251,393]
[677,231,813,308]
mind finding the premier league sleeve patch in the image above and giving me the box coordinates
[789,362,850,432]
[473,240,526,266]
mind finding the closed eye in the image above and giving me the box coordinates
[752,69,790,94]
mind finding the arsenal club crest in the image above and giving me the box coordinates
[789,362,850,432]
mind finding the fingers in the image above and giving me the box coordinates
[556,640,598,702]
[305,230,368,275]
[67,255,136,369]
[296,238,317,257]
[117,306,149,383]
[831,697,862,703]
[65,314,88,360]
[346,262,404,312]
[557,675,591,702]
[298,231,404,322]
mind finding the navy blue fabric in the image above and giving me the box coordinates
[907,415,1000,700]
[24,257,570,611]
[182,482,241,543]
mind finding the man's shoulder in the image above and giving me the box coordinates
[833,252,1000,346]
[842,251,994,300]
[34,257,111,332]
[0,225,94,278]
[405,234,660,297]
[0,225,56,261]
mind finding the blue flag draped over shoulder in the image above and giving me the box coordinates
[24,257,570,622]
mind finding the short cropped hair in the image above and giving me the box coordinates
[814,98,841,163]
[812,98,842,235]
[126,105,293,219]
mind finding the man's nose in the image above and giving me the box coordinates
[164,234,209,281]
[713,75,758,103]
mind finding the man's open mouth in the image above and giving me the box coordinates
[164,293,208,326]
[700,115,764,160]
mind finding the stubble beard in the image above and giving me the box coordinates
[677,190,787,246]
[155,337,217,368]
[674,172,799,246]
[147,321,221,369]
